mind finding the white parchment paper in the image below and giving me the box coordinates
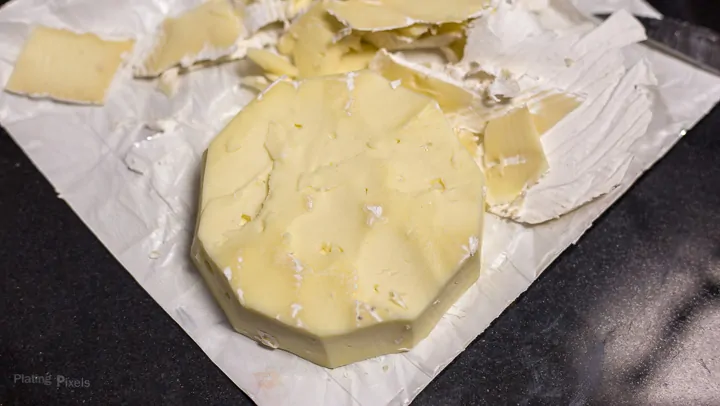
[1,0,719,405]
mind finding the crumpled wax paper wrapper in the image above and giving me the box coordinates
[1,0,719,405]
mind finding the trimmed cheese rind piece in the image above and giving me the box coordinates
[483,107,548,206]
[191,70,485,368]
[528,93,581,135]
[135,0,243,77]
[325,0,489,31]
[5,26,134,105]
[278,4,377,78]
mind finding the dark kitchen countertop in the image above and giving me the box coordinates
[1,1,719,405]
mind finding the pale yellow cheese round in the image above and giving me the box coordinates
[191,70,484,368]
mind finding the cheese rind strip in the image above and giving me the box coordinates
[5,26,134,105]
[325,0,489,31]
[191,70,485,368]
[135,0,243,77]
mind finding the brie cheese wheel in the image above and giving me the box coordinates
[191,70,485,368]
[5,26,134,105]
[135,0,243,77]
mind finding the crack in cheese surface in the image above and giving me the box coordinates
[191,70,484,367]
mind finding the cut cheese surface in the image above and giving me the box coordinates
[136,0,243,77]
[191,70,484,368]
[483,107,548,206]
[5,26,134,105]
[529,93,581,135]
[246,48,299,77]
[325,0,489,31]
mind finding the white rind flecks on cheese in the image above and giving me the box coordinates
[191,70,484,368]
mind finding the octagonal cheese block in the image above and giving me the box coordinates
[191,70,485,368]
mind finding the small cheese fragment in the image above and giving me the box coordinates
[157,67,180,97]
[191,70,484,368]
[455,128,481,158]
[396,24,432,38]
[5,26,134,104]
[136,0,243,77]
[483,107,548,206]
[362,23,464,52]
[240,75,271,92]
[247,48,299,77]
[528,93,581,135]
[370,50,485,132]
[325,0,489,31]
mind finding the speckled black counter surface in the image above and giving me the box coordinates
[1,1,719,405]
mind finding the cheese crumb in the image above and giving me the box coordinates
[389,291,408,309]
[290,303,303,318]
[364,304,383,322]
[258,331,279,349]
[288,253,304,272]
[460,235,480,263]
[365,204,384,226]
[223,267,233,281]
[346,71,358,91]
